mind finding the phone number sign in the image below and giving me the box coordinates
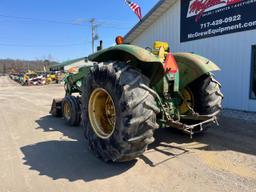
[180,0,256,42]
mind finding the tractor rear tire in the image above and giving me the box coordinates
[82,61,159,162]
[62,96,81,126]
[188,74,223,115]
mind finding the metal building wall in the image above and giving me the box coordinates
[132,0,256,112]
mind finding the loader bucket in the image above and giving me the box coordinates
[50,98,63,117]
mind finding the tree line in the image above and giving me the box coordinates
[0,59,58,74]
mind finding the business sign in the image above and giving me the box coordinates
[180,0,256,42]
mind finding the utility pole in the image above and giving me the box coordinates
[78,18,99,53]
[27,63,30,72]
[90,18,96,53]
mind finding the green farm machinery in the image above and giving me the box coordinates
[50,40,223,162]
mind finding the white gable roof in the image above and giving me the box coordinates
[124,0,177,43]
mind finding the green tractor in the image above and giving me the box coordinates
[50,40,223,162]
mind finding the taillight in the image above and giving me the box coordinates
[164,52,178,74]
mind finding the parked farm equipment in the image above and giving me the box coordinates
[50,40,223,162]
[9,70,66,86]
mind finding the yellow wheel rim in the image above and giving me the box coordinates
[179,88,194,114]
[63,101,71,120]
[88,88,116,139]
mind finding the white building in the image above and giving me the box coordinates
[124,0,256,112]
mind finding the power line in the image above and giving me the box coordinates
[0,14,133,49]
[0,14,132,29]
[0,42,89,47]
[0,14,80,26]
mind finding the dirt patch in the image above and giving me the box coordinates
[197,151,256,179]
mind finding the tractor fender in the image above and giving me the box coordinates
[173,52,220,89]
[88,44,164,85]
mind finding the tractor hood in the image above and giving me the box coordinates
[88,44,161,62]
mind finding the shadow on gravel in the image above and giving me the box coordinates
[20,115,136,182]
[149,116,256,156]
[20,115,256,181]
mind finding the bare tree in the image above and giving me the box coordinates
[0,59,58,73]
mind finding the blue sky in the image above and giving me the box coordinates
[0,0,158,61]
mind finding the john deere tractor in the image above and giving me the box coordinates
[50,40,223,162]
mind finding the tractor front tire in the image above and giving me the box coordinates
[82,62,159,162]
[62,96,81,126]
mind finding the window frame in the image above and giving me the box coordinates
[250,45,256,100]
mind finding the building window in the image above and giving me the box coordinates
[251,45,256,99]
